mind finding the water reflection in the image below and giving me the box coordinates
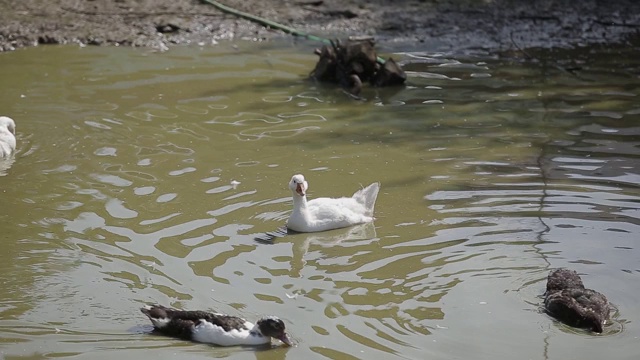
[0,43,638,359]
[0,155,15,176]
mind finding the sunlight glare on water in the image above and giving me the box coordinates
[0,42,639,360]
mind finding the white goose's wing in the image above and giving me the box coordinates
[306,197,371,230]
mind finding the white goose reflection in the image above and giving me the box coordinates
[253,222,377,278]
[289,222,377,278]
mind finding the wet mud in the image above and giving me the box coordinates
[0,0,639,53]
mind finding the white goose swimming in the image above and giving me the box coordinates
[0,116,16,158]
[286,174,380,233]
[140,305,293,347]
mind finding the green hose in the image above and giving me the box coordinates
[200,0,386,64]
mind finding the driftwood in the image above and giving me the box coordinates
[310,37,406,95]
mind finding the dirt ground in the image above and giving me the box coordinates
[0,0,639,53]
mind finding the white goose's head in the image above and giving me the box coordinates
[289,174,308,197]
[0,116,16,135]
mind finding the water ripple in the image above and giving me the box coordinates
[2,45,640,360]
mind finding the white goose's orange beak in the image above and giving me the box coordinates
[296,183,305,197]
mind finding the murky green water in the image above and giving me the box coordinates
[0,42,639,360]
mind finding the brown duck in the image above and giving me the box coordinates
[544,268,610,333]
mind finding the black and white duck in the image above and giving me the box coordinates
[544,268,610,333]
[140,305,293,347]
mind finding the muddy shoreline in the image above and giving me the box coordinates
[1,0,639,53]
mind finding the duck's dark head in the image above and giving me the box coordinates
[584,311,606,333]
[257,316,293,346]
[592,319,605,333]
